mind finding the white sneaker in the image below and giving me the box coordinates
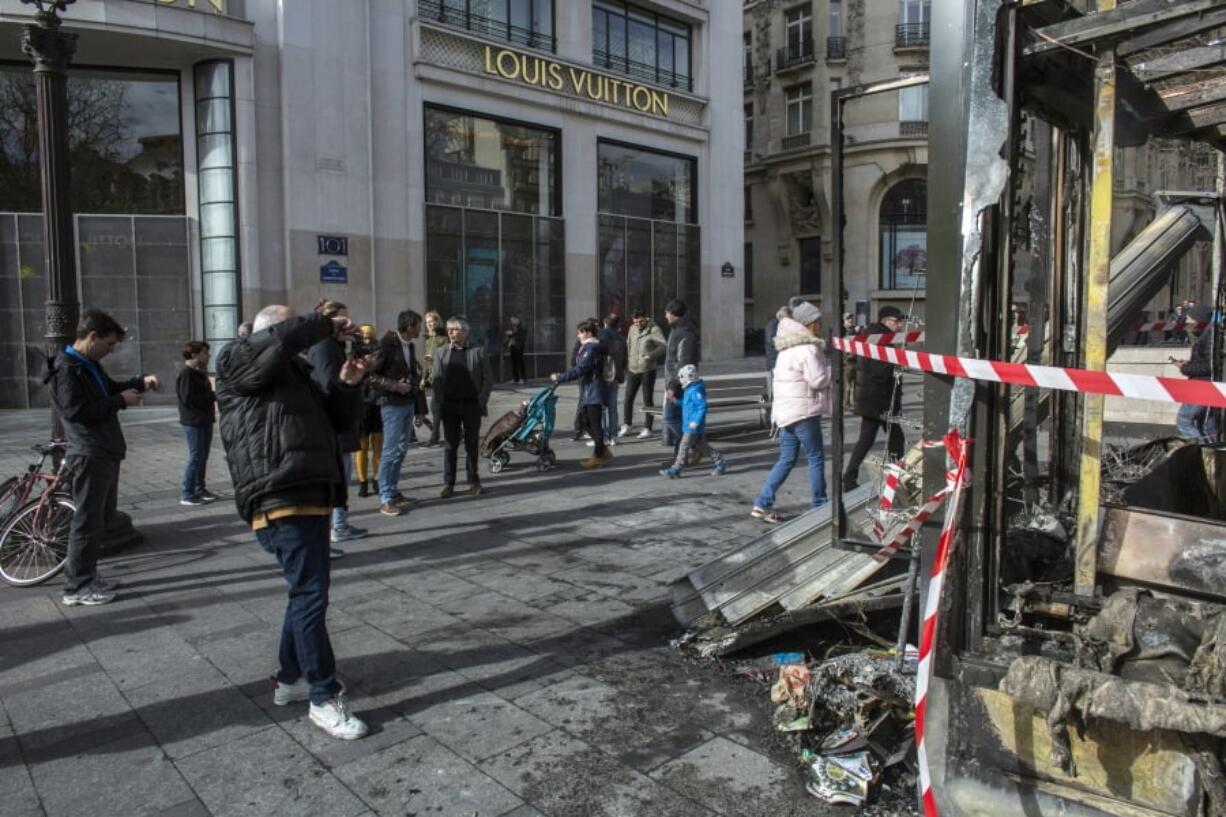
[637,428,653,439]
[586,440,596,447]
[309,694,368,740]
[607,438,618,447]
[617,424,631,437]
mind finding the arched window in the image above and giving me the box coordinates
[879,178,927,290]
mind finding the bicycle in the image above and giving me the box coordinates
[0,441,76,586]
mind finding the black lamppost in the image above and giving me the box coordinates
[20,0,76,438]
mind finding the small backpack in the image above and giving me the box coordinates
[602,351,618,383]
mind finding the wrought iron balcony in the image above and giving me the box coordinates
[419,0,557,52]
[776,37,815,72]
[900,120,928,137]
[826,36,846,61]
[895,22,930,49]
[592,49,693,91]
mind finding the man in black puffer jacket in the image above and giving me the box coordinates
[842,306,907,489]
[215,305,370,741]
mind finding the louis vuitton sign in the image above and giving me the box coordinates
[482,45,671,118]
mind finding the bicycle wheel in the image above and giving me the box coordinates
[0,496,75,587]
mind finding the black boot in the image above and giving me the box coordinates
[357,479,369,498]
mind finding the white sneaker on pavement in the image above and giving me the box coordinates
[637,428,653,439]
[617,424,630,437]
[309,694,368,740]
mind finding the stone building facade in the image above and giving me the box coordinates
[742,0,930,345]
[0,0,743,406]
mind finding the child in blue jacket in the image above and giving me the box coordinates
[660,364,728,478]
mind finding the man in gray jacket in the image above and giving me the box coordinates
[621,309,667,439]
[431,317,494,497]
[663,299,700,450]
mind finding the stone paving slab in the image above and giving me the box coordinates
[0,375,923,816]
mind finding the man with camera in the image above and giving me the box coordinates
[215,304,370,740]
[368,310,427,516]
[47,309,159,607]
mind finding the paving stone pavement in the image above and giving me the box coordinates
[0,371,921,817]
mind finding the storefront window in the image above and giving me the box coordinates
[424,108,565,378]
[597,142,699,328]
[592,1,691,91]
[426,205,566,378]
[597,141,695,224]
[419,0,556,51]
[425,107,559,216]
[0,65,184,215]
[879,178,927,290]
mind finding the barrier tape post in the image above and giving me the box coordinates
[915,431,972,817]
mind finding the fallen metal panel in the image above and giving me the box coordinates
[1099,505,1226,600]
[1107,204,1210,354]
[668,484,874,626]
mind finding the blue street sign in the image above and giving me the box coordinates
[320,260,348,284]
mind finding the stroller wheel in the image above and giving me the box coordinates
[537,450,556,472]
[489,457,506,474]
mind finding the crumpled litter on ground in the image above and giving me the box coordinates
[756,647,917,807]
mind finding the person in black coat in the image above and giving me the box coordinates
[552,319,613,468]
[1176,305,1219,442]
[215,304,370,740]
[306,300,367,550]
[176,340,217,506]
[46,309,159,606]
[841,306,907,489]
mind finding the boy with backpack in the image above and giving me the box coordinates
[659,364,728,478]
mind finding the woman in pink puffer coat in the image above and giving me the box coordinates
[750,301,831,524]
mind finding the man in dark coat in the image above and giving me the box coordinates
[46,309,158,606]
[367,309,425,516]
[842,306,907,489]
[1176,305,1219,442]
[432,316,494,496]
[215,304,370,740]
[663,299,700,452]
[306,299,366,552]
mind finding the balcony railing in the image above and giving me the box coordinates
[744,63,753,87]
[895,22,930,48]
[782,132,811,150]
[419,0,557,52]
[826,36,846,60]
[776,38,815,72]
[900,120,928,137]
[592,49,693,91]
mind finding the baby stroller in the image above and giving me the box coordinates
[480,384,558,473]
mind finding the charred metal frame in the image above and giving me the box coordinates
[919,0,1226,813]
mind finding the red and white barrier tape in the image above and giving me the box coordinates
[1132,319,1207,333]
[915,431,972,817]
[850,331,927,345]
[873,489,950,563]
[832,337,1226,408]
[872,465,904,540]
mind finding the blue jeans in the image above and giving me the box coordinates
[332,453,353,531]
[662,397,682,448]
[1177,403,1218,443]
[754,415,827,511]
[603,384,620,441]
[180,423,213,500]
[378,402,415,504]
[256,515,340,705]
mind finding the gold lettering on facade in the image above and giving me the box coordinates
[483,46,671,118]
